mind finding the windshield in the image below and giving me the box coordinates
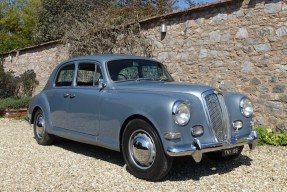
[107,59,174,82]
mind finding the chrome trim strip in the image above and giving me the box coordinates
[201,89,217,142]
[164,132,181,140]
[167,145,197,155]
[166,131,258,162]
[218,93,231,140]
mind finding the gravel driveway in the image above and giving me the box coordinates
[0,118,286,192]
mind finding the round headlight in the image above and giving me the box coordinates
[240,98,253,117]
[172,101,190,126]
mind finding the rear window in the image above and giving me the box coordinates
[55,64,75,86]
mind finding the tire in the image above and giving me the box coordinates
[122,119,173,181]
[206,146,244,161]
[33,109,54,145]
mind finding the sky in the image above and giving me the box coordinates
[177,0,219,10]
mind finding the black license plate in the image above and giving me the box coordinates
[222,147,239,156]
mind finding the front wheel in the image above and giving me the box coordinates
[33,109,54,145]
[122,119,173,181]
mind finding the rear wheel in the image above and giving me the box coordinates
[33,109,54,145]
[122,119,173,181]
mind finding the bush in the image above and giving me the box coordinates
[0,58,38,98]
[0,59,18,98]
[255,128,287,146]
[18,70,39,97]
[0,97,31,110]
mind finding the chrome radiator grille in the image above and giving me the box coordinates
[204,93,227,142]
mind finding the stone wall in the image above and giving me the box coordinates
[142,0,287,131]
[1,0,286,131]
[2,42,69,94]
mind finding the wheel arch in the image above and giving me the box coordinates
[30,105,53,134]
[119,115,162,152]
[30,106,42,124]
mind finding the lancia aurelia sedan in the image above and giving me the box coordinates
[28,55,257,181]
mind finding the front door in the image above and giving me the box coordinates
[65,62,103,136]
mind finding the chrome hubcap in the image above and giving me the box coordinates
[129,130,156,169]
[36,115,45,139]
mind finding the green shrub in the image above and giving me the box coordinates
[0,59,18,98]
[255,127,287,146]
[0,58,38,98]
[19,70,39,97]
[0,97,31,110]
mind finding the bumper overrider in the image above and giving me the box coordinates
[166,131,257,162]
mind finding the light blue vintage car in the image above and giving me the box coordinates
[28,55,257,181]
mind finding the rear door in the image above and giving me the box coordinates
[47,63,75,129]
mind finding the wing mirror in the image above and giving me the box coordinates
[98,79,107,89]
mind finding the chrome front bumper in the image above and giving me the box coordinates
[166,131,257,162]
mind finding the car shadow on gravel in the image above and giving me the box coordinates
[52,137,125,167]
[166,154,253,181]
[50,137,253,181]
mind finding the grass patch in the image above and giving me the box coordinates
[13,115,28,121]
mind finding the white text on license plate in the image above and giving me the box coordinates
[222,147,239,156]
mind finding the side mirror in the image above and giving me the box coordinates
[98,79,106,89]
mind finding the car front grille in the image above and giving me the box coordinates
[204,93,228,142]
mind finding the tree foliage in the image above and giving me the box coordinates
[1,0,179,54]
[35,0,178,57]
[0,0,41,53]
[61,1,160,57]
[34,0,113,43]
[63,23,152,57]
[35,0,178,44]
[183,0,206,8]
[118,0,178,14]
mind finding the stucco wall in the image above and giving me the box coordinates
[1,0,287,131]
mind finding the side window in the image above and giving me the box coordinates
[142,66,161,79]
[77,63,102,86]
[55,64,75,87]
[118,67,138,81]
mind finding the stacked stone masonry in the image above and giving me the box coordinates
[3,43,69,94]
[2,0,287,131]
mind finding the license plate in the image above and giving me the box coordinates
[222,147,239,156]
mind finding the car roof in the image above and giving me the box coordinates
[63,54,155,64]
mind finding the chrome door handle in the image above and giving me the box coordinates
[70,94,76,98]
[63,93,70,98]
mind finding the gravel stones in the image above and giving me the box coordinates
[1,119,287,191]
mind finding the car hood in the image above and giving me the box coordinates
[112,81,214,97]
